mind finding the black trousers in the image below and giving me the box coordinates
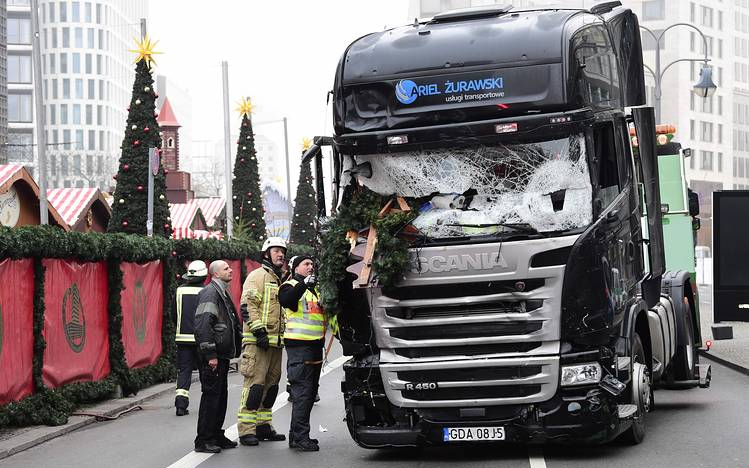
[195,358,229,447]
[176,344,199,409]
[286,345,322,443]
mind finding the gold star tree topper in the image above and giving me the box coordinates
[301,137,312,151]
[130,35,162,66]
[236,97,254,119]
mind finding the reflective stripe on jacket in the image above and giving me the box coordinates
[240,264,284,348]
[283,279,325,341]
[175,285,203,343]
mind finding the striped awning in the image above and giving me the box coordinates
[47,188,100,227]
[169,201,199,229]
[0,164,24,189]
[194,197,225,228]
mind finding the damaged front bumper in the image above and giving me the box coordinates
[343,359,628,448]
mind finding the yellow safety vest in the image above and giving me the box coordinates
[283,280,326,341]
[175,285,203,343]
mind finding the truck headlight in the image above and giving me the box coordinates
[560,362,602,386]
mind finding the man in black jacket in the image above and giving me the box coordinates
[193,260,242,453]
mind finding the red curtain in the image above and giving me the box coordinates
[0,259,34,405]
[42,260,109,388]
[120,261,164,369]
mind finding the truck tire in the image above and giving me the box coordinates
[671,298,697,381]
[620,333,651,445]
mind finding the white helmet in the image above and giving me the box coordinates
[262,236,287,253]
[185,260,207,278]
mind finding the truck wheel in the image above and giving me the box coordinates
[671,299,697,381]
[620,333,651,445]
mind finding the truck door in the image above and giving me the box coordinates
[591,118,638,326]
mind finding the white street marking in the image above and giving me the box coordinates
[166,355,348,468]
[528,448,547,468]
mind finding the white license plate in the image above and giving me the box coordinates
[443,426,505,442]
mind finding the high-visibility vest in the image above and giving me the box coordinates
[176,285,203,343]
[283,280,326,341]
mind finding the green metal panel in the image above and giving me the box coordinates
[661,215,695,274]
[658,154,686,212]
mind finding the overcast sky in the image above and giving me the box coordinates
[148,0,411,198]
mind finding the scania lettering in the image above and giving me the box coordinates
[305,2,710,447]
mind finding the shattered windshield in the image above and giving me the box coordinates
[354,134,592,237]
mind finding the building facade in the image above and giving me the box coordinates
[37,0,147,190]
[0,2,8,164]
[7,0,33,172]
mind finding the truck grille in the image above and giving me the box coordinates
[389,321,543,341]
[403,385,541,401]
[382,278,545,301]
[393,342,542,359]
[380,356,560,407]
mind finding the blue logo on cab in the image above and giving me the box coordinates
[395,80,419,104]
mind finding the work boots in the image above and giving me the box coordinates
[239,435,259,446]
[289,438,319,452]
[256,424,286,441]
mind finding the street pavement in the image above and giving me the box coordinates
[2,283,749,467]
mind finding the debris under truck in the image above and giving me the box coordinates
[304,2,711,447]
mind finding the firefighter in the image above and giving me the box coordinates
[279,255,326,451]
[236,237,287,446]
[174,260,207,416]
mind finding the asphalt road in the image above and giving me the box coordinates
[2,345,748,468]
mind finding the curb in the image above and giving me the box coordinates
[699,349,749,378]
[0,377,194,461]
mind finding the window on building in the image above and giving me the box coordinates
[718,95,723,115]
[51,27,58,48]
[73,105,81,124]
[719,123,723,144]
[61,155,69,176]
[60,2,67,22]
[49,2,55,22]
[75,27,82,47]
[701,96,714,113]
[72,2,80,22]
[85,53,92,74]
[50,104,56,125]
[8,18,31,44]
[87,28,94,48]
[98,29,103,50]
[690,2,695,22]
[99,131,104,151]
[95,3,101,23]
[86,154,93,173]
[700,150,714,170]
[62,79,70,98]
[702,6,714,28]
[73,53,80,73]
[718,152,723,172]
[75,130,84,150]
[88,130,95,150]
[690,93,695,111]
[701,121,714,142]
[8,55,32,83]
[88,79,95,99]
[7,133,33,163]
[49,53,56,74]
[85,2,92,22]
[63,129,71,150]
[643,0,665,20]
[62,27,70,47]
[641,29,665,51]
[73,154,81,176]
[167,137,175,148]
[690,119,696,140]
[60,53,68,73]
[75,79,83,99]
[96,54,102,74]
[9,94,33,122]
[61,104,68,124]
[64,180,71,188]
[85,104,92,125]
[52,78,58,99]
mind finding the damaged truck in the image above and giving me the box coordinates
[304,2,710,446]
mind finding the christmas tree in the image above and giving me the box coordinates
[231,97,266,241]
[108,36,170,236]
[289,138,317,247]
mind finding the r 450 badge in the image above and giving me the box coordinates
[404,382,439,391]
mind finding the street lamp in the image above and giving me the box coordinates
[640,23,717,123]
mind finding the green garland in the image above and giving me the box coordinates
[318,189,415,313]
[0,227,266,427]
